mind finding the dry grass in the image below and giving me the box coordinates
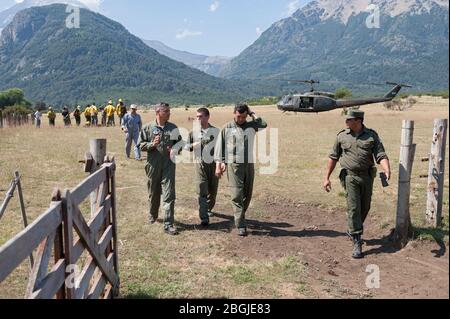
[0,96,448,298]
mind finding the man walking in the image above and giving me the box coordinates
[185,108,220,226]
[122,104,142,160]
[214,103,267,237]
[323,110,391,259]
[138,103,183,235]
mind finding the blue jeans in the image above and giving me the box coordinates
[125,132,141,159]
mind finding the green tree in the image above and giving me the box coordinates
[335,87,353,99]
[0,88,31,109]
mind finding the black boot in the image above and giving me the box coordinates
[352,234,364,259]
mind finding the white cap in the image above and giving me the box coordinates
[130,104,137,110]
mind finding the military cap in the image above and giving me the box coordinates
[346,110,365,120]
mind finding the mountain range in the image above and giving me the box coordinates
[0,0,448,106]
[0,4,261,106]
[0,0,89,31]
[221,0,449,92]
[143,40,231,77]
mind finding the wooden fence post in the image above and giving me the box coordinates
[62,189,75,299]
[395,120,416,246]
[15,171,33,268]
[51,189,66,299]
[426,119,448,227]
[89,139,107,217]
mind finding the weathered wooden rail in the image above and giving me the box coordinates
[0,111,30,128]
[0,160,119,299]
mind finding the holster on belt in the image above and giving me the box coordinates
[339,169,348,189]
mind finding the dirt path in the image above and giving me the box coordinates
[180,195,449,299]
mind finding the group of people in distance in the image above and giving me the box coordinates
[32,99,128,128]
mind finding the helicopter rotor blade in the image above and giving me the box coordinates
[386,81,413,88]
[280,79,320,84]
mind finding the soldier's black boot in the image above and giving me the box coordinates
[352,234,364,259]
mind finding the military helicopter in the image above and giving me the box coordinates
[277,80,412,113]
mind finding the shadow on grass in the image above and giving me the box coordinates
[176,212,347,239]
[364,227,449,257]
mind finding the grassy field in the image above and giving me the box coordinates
[0,96,448,299]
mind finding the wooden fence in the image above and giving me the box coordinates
[0,111,30,128]
[0,160,119,299]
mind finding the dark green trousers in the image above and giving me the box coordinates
[145,160,176,227]
[228,163,255,230]
[343,173,374,235]
[195,162,219,222]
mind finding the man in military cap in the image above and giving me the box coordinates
[185,108,220,226]
[138,103,183,235]
[215,103,268,237]
[323,110,391,259]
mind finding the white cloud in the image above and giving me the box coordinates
[209,1,219,12]
[256,27,263,36]
[286,0,301,16]
[176,29,203,39]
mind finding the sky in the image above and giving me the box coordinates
[1,0,312,57]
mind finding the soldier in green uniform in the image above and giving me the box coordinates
[138,103,183,235]
[323,110,391,259]
[215,103,268,237]
[185,108,220,226]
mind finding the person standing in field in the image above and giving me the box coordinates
[73,106,82,127]
[34,110,42,128]
[62,106,71,127]
[122,104,142,160]
[105,101,116,127]
[84,105,92,127]
[47,107,56,127]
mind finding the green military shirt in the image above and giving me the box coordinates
[138,121,183,161]
[329,126,388,172]
[215,117,268,164]
[186,125,220,164]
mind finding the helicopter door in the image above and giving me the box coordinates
[300,97,313,109]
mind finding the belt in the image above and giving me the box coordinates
[346,169,370,176]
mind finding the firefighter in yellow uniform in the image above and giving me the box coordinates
[84,105,92,127]
[116,99,127,125]
[91,103,99,127]
[105,101,116,127]
[47,107,56,127]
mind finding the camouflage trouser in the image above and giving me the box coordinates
[195,162,219,222]
[145,160,176,227]
[49,119,55,126]
[228,163,255,230]
[341,171,374,235]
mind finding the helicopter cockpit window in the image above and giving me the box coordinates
[283,96,293,104]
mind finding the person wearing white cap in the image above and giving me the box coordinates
[121,104,142,160]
